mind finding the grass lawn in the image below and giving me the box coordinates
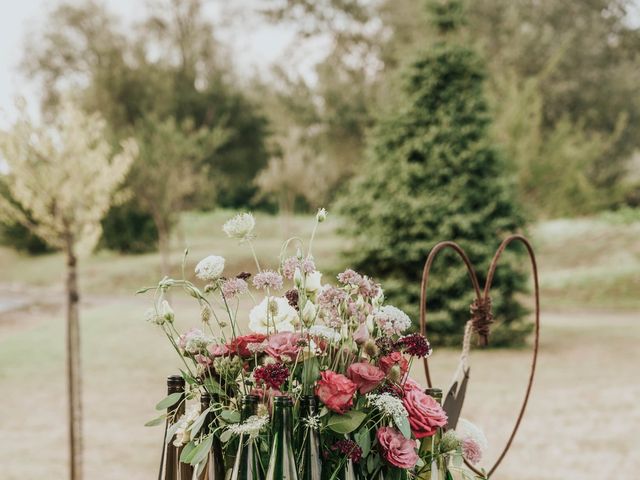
[0,210,639,479]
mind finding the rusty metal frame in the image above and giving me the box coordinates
[419,234,541,477]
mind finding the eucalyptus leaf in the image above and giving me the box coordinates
[156,392,183,411]
[189,407,211,438]
[189,435,213,466]
[219,429,233,443]
[203,377,226,397]
[165,422,180,444]
[327,411,366,434]
[179,441,196,463]
[219,409,241,424]
[394,414,411,439]
[144,414,166,427]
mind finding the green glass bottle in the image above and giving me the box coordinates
[266,396,298,480]
[296,396,322,480]
[418,388,446,480]
[199,392,226,480]
[162,375,185,480]
[230,395,264,480]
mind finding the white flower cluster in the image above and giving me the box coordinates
[195,255,225,281]
[173,405,200,447]
[144,300,175,325]
[308,324,341,342]
[302,414,321,430]
[184,331,213,355]
[226,415,269,438]
[223,213,255,241]
[374,305,412,336]
[366,393,408,418]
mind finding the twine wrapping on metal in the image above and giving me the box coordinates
[419,234,540,477]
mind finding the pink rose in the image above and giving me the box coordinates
[462,438,482,465]
[228,333,268,357]
[378,352,409,375]
[347,362,386,394]
[376,426,419,469]
[315,370,357,414]
[265,332,302,362]
[403,378,423,392]
[402,389,448,439]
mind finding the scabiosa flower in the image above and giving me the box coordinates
[397,333,432,358]
[317,286,348,327]
[284,288,299,309]
[331,439,363,463]
[455,418,488,465]
[179,328,213,354]
[308,324,341,342]
[337,268,363,285]
[195,255,225,281]
[254,363,290,390]
[375,382,405,398]
[221,277,249,299]
[374,305,412,336]
[375,336,398,356]
[253,270,284,291]
[223,212,255,241]
[282,256,316,279]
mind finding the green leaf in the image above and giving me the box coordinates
[189,435,213,466]
[179,441,196,463]
[155,392,183,411]
[445,470,454,480]
[219,409,241,424]
[394,414,411,439]
[326,411,366,434]
[165,422,180,444]
[354,428,371,458]
[189,407,211,438]
[219,429,233,443]
[203,376,226,397]
[144,414,166,427]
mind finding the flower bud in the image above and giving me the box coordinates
[316,208,327,222]
[363,339,379,358]
[294,268,303,288]
[301,300,317,327]
[160,300,175,323]
[200,305,211,323]
[387,365,402,383]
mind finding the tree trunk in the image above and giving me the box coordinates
[65,239,82,480]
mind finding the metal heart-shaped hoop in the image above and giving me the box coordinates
[419,234,540,477]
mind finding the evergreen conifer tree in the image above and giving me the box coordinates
[339,35,530,346]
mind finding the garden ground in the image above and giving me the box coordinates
[1,211,639,479]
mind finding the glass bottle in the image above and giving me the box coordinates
[266,396,298,480]
[199,392,226,480]
[162,375,184,480]
[230,395,264,480]
[419,388,446,480]
[296,396,322,480]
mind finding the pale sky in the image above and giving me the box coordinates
[0,0,305,125]
[1,0,640,127]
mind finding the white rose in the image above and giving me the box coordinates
[249,296,297,334]
[195,255,225,281]
[305,271,322,292]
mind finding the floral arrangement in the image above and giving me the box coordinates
[141,210,487,479]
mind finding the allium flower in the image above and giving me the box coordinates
[337,269,380,298]
[223,212,255,241]
[316,286,347,327]
[332,439,363,463]
[308,324,341,342]
[337,268,363,285]
[253,270,284,291]
[366,393,408,418]
[254,363,290,390]
[248,297,298,334]
[397,333,432,358]
[455,418,488,465]
[221,277,248,299]
[195,255,225,281]
[374,305,412,336]
[226,415,269,438]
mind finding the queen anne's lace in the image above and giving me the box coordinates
[366,393,408,418]
[226,415,270,438]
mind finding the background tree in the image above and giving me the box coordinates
[338,41,529,346]
[0,100,137,480]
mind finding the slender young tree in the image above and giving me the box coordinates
[0,100,137,480]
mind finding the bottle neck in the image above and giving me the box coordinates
[240,395,259,421]
[272,399,293,436]
[299,395,318,417]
